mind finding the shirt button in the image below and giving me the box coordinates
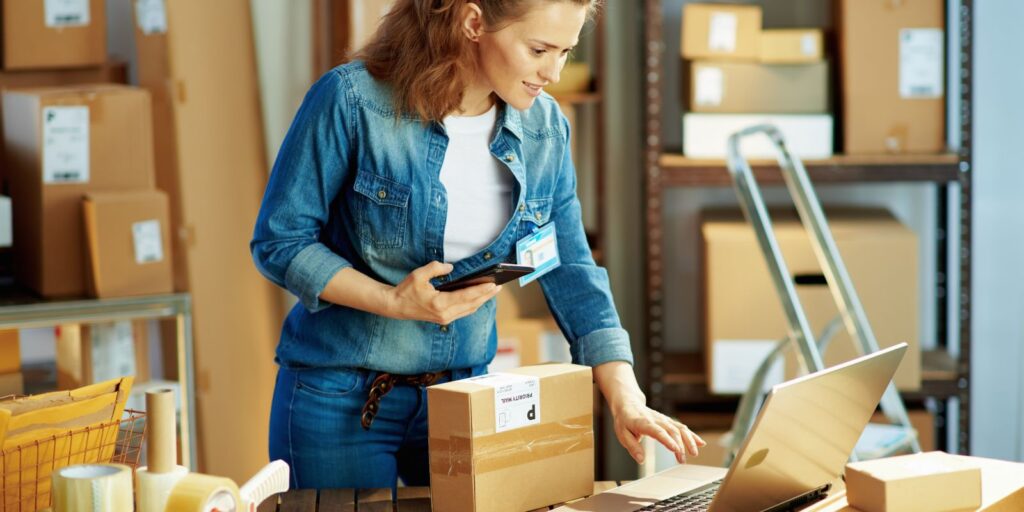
[377,189,387,200]
[483,252,493,260]
[518,204,525,213]
[440,325,449,332]
[504,154,515,163]
[535,211,543,221]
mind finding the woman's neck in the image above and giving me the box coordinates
[458,81,496,116]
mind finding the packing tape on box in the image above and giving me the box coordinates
[429,413,593,476]
[136,464,189,512]
[51,463,133,512]
[165,473,242,512]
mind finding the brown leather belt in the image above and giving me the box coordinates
[360,370,451,430]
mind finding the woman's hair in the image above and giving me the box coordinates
[356,0,600,122]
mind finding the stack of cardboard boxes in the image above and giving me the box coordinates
[681,3,832,159]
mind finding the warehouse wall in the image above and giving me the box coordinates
[971,0,1024,462]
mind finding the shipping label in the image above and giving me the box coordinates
[42,106,90,184]
[899,29,944,99]
[467,372,541,433]
[695,66,724,107]
[45,0,90,27]
[134,0,167,34]
[132,219,164,264]
[708,12,738,53]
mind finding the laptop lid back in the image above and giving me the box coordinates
[709,343,908,512]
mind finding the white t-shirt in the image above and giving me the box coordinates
[439,105,514,262]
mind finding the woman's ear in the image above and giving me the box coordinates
[461,2,484,42]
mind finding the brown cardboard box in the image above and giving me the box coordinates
[0,329,19,374]
[428,364,593,512]
[83,190,173,298]
[494,286,571,372]
[2,84,155,297]
[702,209,920,392]
[0,371,22,396]
[846,452,982,512]
[759,29,824,63]
[681,4,762,61]
[690,60,828,113]
[1,0,107,70]
[839,0,945,153]
[55,321,149,390]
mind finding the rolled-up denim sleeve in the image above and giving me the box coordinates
[539,112,634,368]
[251,69,354,313]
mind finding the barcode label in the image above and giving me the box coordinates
[132,220,164,264]
[42,106,90,184]
[134,0,167,34]
[899,29,944,99]
[45,0,90,27]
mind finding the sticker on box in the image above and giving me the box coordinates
[695,66,724,107]
[132,219,164,264]
[45,0,90,27]
[707,12,738,53]
[43,106,90,184]
[899,29,944,99]
[135,0,168,34]
[467,372,541,433]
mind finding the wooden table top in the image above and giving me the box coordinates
[257,481,630,512]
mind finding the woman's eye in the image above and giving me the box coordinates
[531,48,545,56]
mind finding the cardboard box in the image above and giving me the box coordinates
[839,0,945,153]
[494,285,571,372]
[690,61,828,113]
[83,190,173,298]
[1,0,107,70]
[428,364,594,512]
[681,4,762,61]
[846,452,982,512]
[0,329,19,374]
[759,29,823,63]
[702,209,920,392]
[0,195,9,247]
[55,321,150,390]
[3,85,155,297]
[0,371,23,396]
[682,113,833,159]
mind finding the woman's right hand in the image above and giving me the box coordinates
[384,261,501,324]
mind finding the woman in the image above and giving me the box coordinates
[251,0,704,490]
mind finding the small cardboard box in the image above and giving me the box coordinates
[690,60,828,113]
[845,451,982,512]
[0,329,20,374]
[839,0,945,153]
[83,190,173,298]
[681,3,762,61]
[759,29,823,63]
[2,0,107,70]
[428,364,594,512]
[2,84,155,297]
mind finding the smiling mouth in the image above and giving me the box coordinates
[524,82,543,93]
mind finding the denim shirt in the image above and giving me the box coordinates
[251,61,633,374]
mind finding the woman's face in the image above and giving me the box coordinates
[476,2,588,111]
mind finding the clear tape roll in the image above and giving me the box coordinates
[51,463,133,512]
[136,464,189,512]
[165,473,242,512]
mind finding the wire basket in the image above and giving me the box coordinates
[1,409,146,512]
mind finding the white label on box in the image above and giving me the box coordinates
[132,219,164,264]
[0,196,11,248]
[899,29,944,99]
[44,0,90,27]
[800,34,818,56]
[711,340,784,395]
[467,372,540,433]
[90,321,136,383]
[695,66,724,107]
[42,106,90,184]
[134,0,167,34]
[707,12,738,53]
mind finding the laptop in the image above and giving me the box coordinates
[555,343,908,512]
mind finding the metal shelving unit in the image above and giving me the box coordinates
[642,0,973,454]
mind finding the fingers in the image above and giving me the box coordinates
[415,261,454,282]
[615,422,645,464]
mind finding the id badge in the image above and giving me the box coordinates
[516,223,560,286]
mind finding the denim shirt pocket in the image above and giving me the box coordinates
[518,197,553,238]
[352,170,412,249]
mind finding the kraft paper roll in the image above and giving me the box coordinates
[146,388,178,473]
[136,464,189,512]
[165,473,242,512]
[51,463,133,512]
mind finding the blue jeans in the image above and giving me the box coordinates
[268,365,483,489]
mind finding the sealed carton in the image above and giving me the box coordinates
[428,364,593,512]
[689,61,828,113]
[82,190,173,298]
[682,113,833,159]
[839,0,945,153]
[681,4,762,61]
[759,29,823,63]
[2,84,155,297]
[2,0,107,69]
[845,452,982,512]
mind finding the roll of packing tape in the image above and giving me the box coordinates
[165,473,242,512]
[51,463,133,512]
[136,464,189,512]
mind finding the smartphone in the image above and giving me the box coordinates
[435,263,535,292]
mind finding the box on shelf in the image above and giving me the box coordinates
[55,321,149,390]
[0,329,20,374]
[701,209,920,393]
[759,29,823,63]
[83,190,173,298]
[682,113,833,159]
[689,60,828,113]
[681,3,762,61]
[0,195,9,247]
[839,0,945,153]
[846,451,982,512]
[1,0,107,70]
[2,84,155,297]
[428,364,593,512]
[493,285,571,372]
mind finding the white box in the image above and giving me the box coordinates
[682,113,833,159]
[0,195,10,247]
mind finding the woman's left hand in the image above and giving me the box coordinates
[611,398,706,465]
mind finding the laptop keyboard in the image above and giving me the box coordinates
[635,479,722,512]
